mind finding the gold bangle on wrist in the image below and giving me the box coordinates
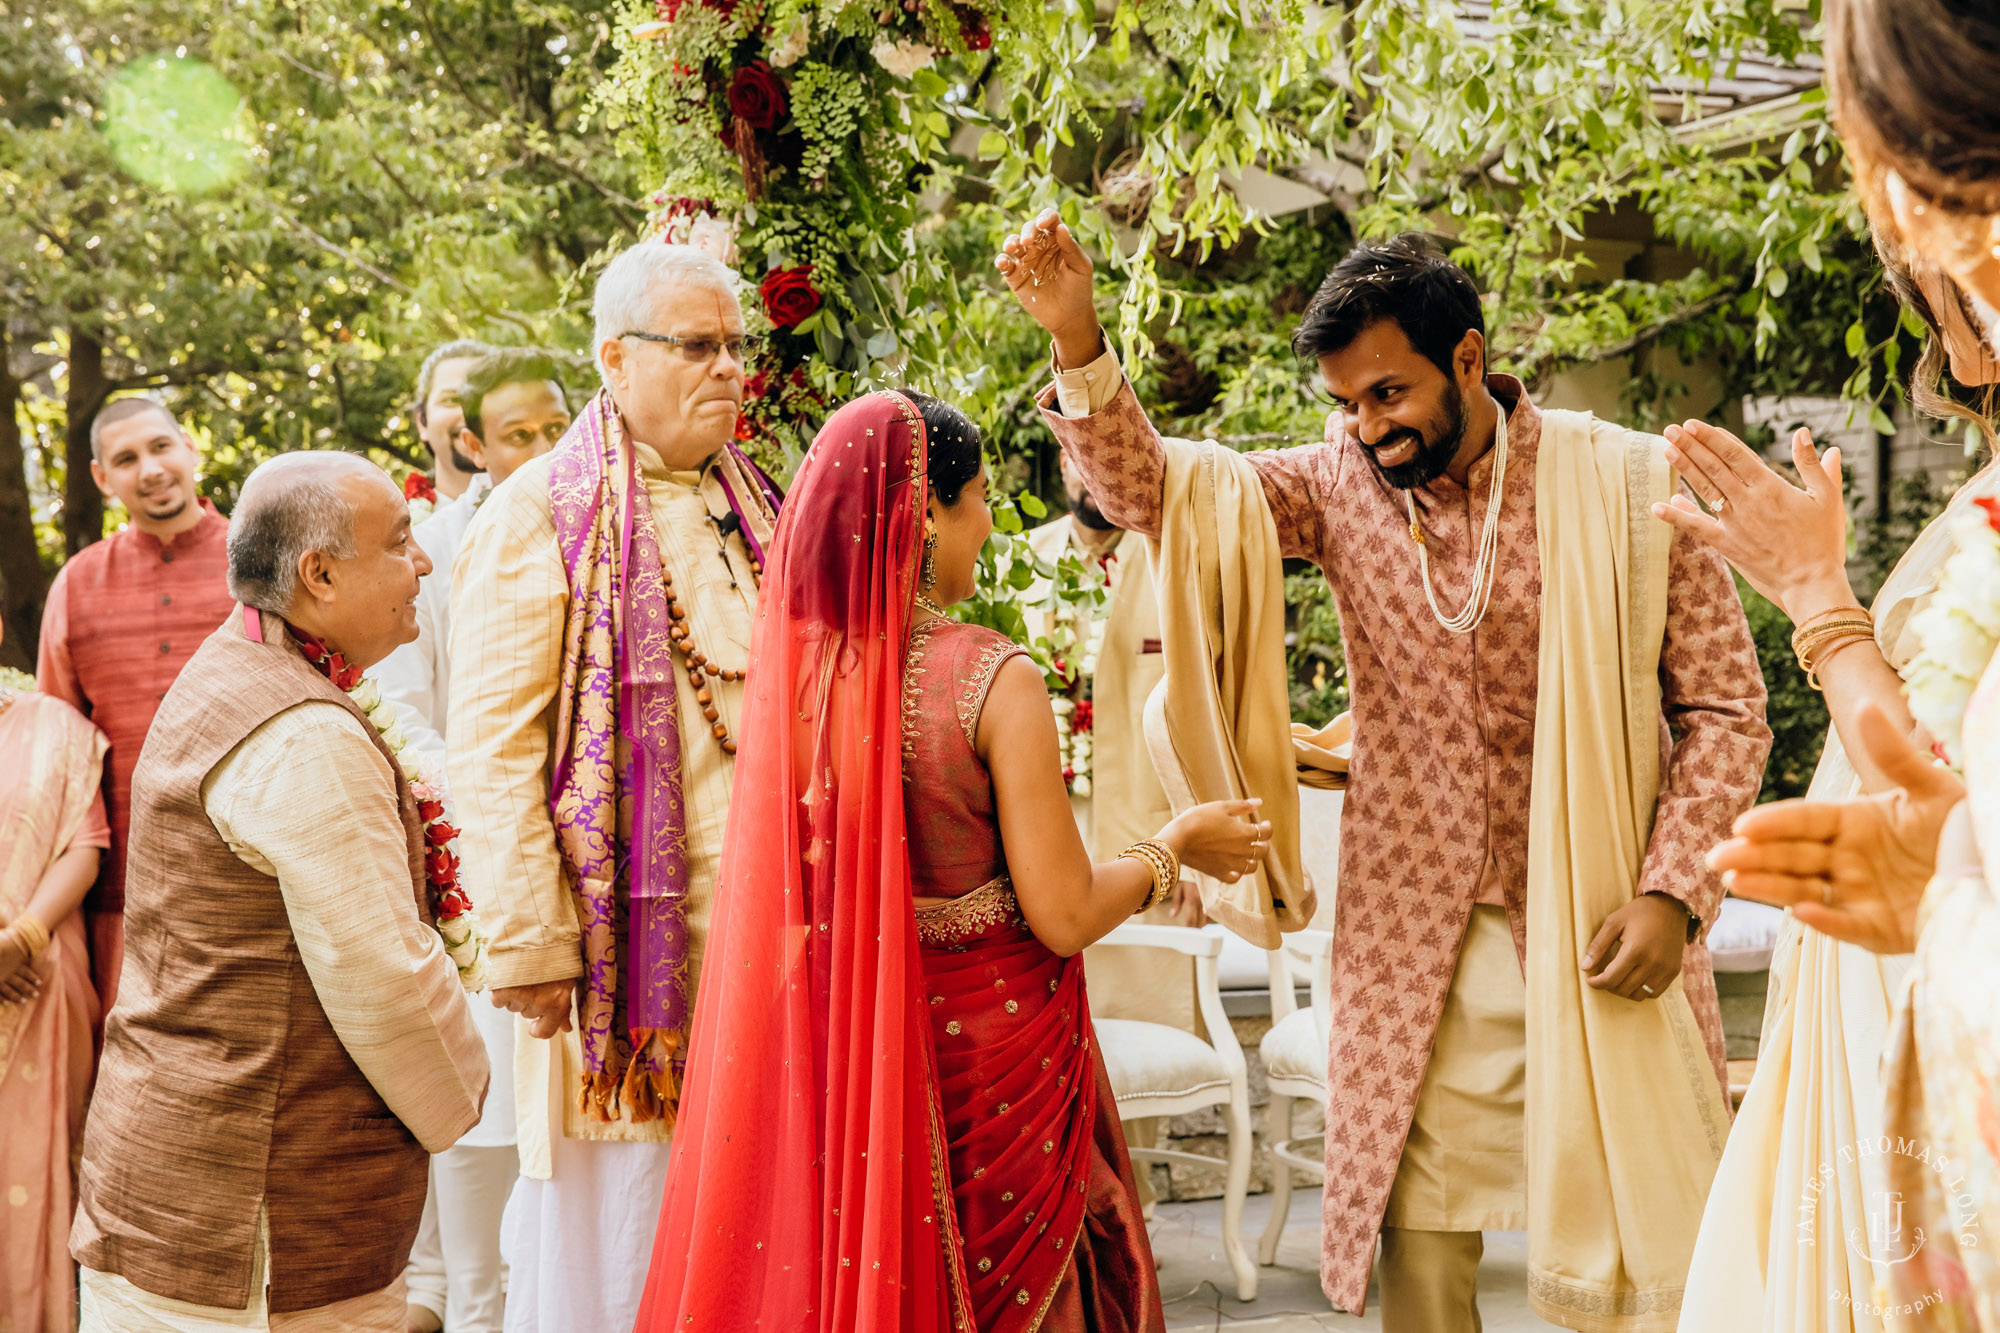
[1793,604,1870,633]
[1792,612,1876,691]
[5,913,49,958]
[1119,838,1180,914]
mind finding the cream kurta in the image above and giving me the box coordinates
[447,442,754,1178]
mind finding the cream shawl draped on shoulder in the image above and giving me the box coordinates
[1140,436,1314,946]
[1676,461,2000,1333]
[1525,409,1732,1331]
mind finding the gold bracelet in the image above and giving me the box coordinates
[1792,615,1874,682]
[5,913,49,958]
[1119,839,1180,914]
[1790,614,1874,660]
[1793,604,1870,633]
[1800,628,1878,691]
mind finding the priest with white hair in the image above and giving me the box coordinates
[446,242,779,1332]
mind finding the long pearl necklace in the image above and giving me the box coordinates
[1406,410,1508,636]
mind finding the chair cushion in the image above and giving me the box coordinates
[1710,896,1785,973]
[1095,1018,1232,1107]
[1259,1008,1325,1091]
[1218,932,1271,991]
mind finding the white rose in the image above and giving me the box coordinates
[1072,776,1092,798]
[1906,660,1978,763]
[1051,697,1075,717]
[870,37,935,78]
[379,724,409,755]
[686,213,740,267]
[367,700,400,731]
[1924,609,1998,684]
[769,20,810,68]
[1945,527,2000,632]
[349,678,382,712]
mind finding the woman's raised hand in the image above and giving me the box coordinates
[1652,420,1855,620]
[995,209,1104,368]
[1164,799,1271,885]
[1708,702,1964,954]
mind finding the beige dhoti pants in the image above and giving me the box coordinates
[1377,904,1527,1333]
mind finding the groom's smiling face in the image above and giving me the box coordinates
[1319,318,1477,491]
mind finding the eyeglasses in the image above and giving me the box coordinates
[619,331,765,364]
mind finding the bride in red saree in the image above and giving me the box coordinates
[633,390,1268,1332]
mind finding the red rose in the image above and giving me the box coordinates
[958,7,992,50]
[727,61,786,133]
[417,798,445,825]
[1072,700,1093,733]
[425,845,459,884]
[759,264,821,330]
[435,887,474,919]
[403,472,436,503]
[426,819,461,848]
[744,369,770,400]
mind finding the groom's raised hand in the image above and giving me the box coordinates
[995,209,1105,370]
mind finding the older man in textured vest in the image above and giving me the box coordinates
[71,452,489,1332]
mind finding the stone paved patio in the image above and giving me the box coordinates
[1148,1194,1560,1332]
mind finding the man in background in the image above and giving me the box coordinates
[36,396,234,1023]
[377,347,569,1333]
[412,341,497,508]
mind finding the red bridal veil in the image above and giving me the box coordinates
[633,392,972,1331]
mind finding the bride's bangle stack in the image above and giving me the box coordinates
[1791,606,1875,691]
[1119,839,1181,913]
[2,911,49,959]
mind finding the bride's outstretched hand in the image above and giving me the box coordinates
[1164,799,1271,884]
[995,209,1104,368]
[1651,420,1853,619]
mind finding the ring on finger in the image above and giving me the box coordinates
[1640,983,1655,996]
[1710,495,1727,513]
[1820,879,1834,907]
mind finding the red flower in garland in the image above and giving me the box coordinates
[726,61,787,132]
[403,472,437,504]
[759,265,822,330]
[1976,495,2000,533]
[426,819,461,848]
[426,845,460,885]
[292,627,365,692]
[1072,699,1094,733]
[417,797,446,825]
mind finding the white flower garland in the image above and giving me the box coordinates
[1905,497,2000,771]
[346,676,490,989]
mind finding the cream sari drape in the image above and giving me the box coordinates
[1677,461,2000,1333]
[1526,410,1733,1332]
[1140,436,1314,946]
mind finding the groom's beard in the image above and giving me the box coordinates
[1069,491,1117,531]
[1362,381,1468,491]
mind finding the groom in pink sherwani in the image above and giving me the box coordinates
[999,218,1769,1332]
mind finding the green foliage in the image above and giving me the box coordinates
[3,0,634,519]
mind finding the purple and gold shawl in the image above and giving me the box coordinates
[547,390,778,1125]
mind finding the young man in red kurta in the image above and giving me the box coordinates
[36,398,234,1023]
[1000,219,1771,1332]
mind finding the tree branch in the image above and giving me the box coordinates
[1512,286,1744,383]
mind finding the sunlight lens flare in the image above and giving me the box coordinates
[103,55,251,194]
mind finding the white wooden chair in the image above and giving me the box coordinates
[1256,927,1334,1265]
[1092,921,1258,1301]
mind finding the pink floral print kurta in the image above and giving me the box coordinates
[1040,372,1770,1314]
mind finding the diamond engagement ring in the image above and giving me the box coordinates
[1640,984,1655,996]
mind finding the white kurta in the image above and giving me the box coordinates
[377,474,492,770]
